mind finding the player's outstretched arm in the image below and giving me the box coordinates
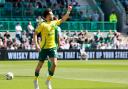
[33,32,41,52]
[61,6,72,23]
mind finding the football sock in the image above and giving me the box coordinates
[35,72,39,79]
[47,75,52,81]
[48,60,54,76]
[48,60,51,70]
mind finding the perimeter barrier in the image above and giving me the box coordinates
[0,49,128,60]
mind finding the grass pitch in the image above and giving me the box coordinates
[0,60,128,89]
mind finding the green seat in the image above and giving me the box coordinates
[0,18,5,21]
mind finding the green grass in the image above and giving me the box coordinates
[0,60,128,89]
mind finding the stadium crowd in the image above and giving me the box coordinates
[0,21,127,50]
[59,30,128,50]
[0,0,126,50]
[1,0,100,21]
[3,0,78,18]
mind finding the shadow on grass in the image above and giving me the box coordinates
[0,74,5,80]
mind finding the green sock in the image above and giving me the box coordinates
[48,60,51,70]
[35,72,39,77]
[48,60,54,76]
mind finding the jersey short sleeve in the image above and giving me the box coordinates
[55,19,62,26]
[35,23,43,33]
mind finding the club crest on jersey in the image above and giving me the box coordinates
[48,32,54,36]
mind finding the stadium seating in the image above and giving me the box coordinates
[0,0,127,50]
[0,0,98,21]
[0,0,118,32]
[3,0,128,33]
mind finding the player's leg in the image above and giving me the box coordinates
[46,48,58,89]
[47,59,51,75]
[34,49,47,89]
[46,57,57,89]
[48,57,57,77]
[47,48,58,77]
[35,61,44,79]
[34,61,44,89]
[85,52,88,61]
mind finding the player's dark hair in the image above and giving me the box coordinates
[43,8,52,18]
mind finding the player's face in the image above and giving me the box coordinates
[48,11,54,21]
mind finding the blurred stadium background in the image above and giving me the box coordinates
[0,0,128,52]
[0,0,128,89]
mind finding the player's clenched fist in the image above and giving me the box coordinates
[68,5,72,12]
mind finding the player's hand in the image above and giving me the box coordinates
[68,5,72,12]
[36,45,41,52]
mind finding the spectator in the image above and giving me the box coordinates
[99,43,106,49]
[30,38,36,50]
[105,43,113,49]
[73,31,79,38]
[36,16,44,24]
[4,31,10,39]
[22,38,31,50]
[112,31,119,49]
[106,30,113,43]
[46,0,52,7]
[85,10,92,21]
[84,30,91,39]
[92,11,100,21]
[7,39,14,50]
[12,38,20,49]
[109,10,117,23]
[62,30,68,38]
[25,3,34,16]
[118,38,125,49]
[63,39,70,49]
[13,2,21,16]
[35,0,43,8]
[56,0,67,7]
[31,43,36,50]
[0,38,3,48]
[94,30,102,42]
[59,38,66,49]
[15,22,22,41]
[4,2,13,16]
[2,37,7,49]
[70,39,80,49]
[77,32,85,49]
[21,31,27,42]
[125,38,128,49]
[27,21,34,39]
[79,11,86,21]
[0,33,3,40]
[71,0,78,6]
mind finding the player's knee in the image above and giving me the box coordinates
[35,68,40,72]
[35,66,41,72]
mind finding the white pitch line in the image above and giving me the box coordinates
[55,76,128,85]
